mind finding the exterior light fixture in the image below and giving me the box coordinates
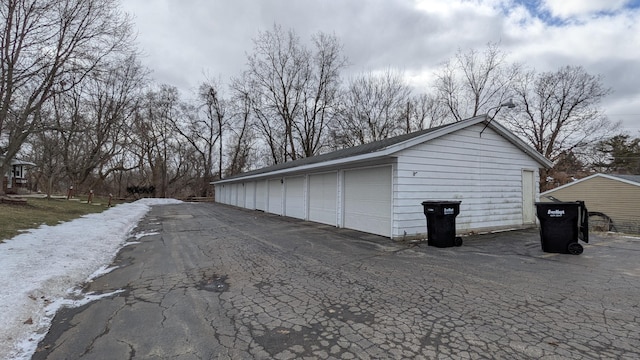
[480,99,516,137]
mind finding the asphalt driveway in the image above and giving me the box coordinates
[33,202,640,359]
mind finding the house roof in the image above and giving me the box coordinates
[0,155,35,167]
[541,173,640,195]
[10,159,36,166]
[214,115,553,184]
[608,174,640,185]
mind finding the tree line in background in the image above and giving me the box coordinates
[1,1,638,198]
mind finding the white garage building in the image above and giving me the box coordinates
[213,115,552,240]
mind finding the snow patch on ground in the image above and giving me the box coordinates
[0,198,182,359]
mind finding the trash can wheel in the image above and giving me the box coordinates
[567,242,583,255]
[454,237,463,247]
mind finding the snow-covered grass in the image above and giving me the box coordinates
[0,198,182,360]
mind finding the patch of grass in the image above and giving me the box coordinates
[0,196,127,242]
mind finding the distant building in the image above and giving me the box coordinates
[541,173,640,234]
[1,156,36,193]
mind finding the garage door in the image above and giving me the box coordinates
[223,185,231,204]
[230,184,238,206]
[284,176,305,219]
[256,180,267,211]
[245,182,256,209]
[308,172,337,226]
[268,179,282,215]
[344,166,392,237]
[237,183,246,207]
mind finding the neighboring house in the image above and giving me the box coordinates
[212,115,553,240]
[541,173,640,234]
[1,156,36,193]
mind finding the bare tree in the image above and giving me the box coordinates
[506,65,616,161]
[128,85,181,198]
[54,55,146,192]
[296,32,345,157]
[433,43,520,122]
[0,0,134,195]
[200,81,226,179]
[169,80,225,196]
[225,80,254,177]
[504,65,618,190]
[332,69,413,148]
[402,93,449,133]
[245,25,346,164]
[24,107,66,196]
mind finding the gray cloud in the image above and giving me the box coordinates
[122,0,640,133]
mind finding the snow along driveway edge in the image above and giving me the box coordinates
[0,198,182,360]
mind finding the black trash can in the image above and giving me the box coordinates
[421,201,462,248]
[535,201,589,255]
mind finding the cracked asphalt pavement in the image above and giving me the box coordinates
[33,202,640,359]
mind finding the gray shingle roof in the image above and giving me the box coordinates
[214,115,553,184]
[222,122,451,181]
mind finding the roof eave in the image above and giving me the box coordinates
[485,119,553,169]
[541,173,640,195]
[211,151,391,185]
[212,115,553,185]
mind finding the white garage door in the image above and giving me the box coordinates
[237,183,246,207]
[230,184,238,206]
[284,176,305,219]
[344,166,392,237]
[245,182,256,209]
[308,172,337,226]
[256,180,267,211]
[268,179,282,215]
[223,185,231,204]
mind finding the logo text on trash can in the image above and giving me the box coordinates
[444,208,455,215]
[547,209,565,217]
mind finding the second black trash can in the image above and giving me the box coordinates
[421,201,462,248]
[535,201,589,255]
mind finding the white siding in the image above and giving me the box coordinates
[256,180,267,211]
[344,166,392,237]
[230,184,239,206]
[284,176,306,219]
[308,172,337,226]
[214,121,545,239]
[237,183,246,207]
[223,185,231,204]
[245,181,256,210]
[522,170,536,224]
[393,124,541,238]
[268,179,283,215]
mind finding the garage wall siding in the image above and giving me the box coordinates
[543,176,640,234]
[393,124,541,238]
[215,122,545,239]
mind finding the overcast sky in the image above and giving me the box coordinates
[120,0,640,133]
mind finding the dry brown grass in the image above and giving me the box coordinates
[0,196,126,242]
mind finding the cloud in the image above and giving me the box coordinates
[540,0,630,18]
[121,0,640,133]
